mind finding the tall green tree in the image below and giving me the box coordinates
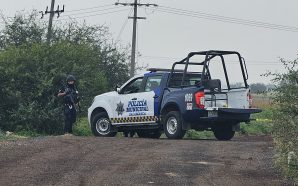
[0,12,130,134]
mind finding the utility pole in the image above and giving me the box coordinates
[115,1,158,77]
[40,0,65,43]
[47,0,55,43]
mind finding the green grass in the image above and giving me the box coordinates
[0,129,30,141]
[240,121,273,135]
[73,117,92,136]
[240,107,273,135]
[184,130,215,139]
[0,129,15,141]
[15,130,41,137]
[1,118,93,139]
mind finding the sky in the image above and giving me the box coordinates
[0,0,298,84]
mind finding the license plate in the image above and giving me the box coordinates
[208,111,218,117]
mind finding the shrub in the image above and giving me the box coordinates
[73,118,92,136]
[0,12,130,134]
[266,57,298,182]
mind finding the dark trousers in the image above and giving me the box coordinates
[64,105,76,134]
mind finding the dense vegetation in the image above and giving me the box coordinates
[0,12,130,134]
[267,57,298,182]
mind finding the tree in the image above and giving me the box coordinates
[0,12,45,49]
[0,12,130,134]
[51,20,130,89]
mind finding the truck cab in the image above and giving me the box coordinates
[88,50,261,140]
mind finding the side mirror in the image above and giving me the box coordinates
[115,85,121,93]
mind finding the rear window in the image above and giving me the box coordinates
[168,73,201,87]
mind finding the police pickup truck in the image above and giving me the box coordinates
[88,50,261,140]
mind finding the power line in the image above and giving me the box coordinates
[115,0,158,78]
[157,6,298,32]
[116,8,133,41]
[63,6,124,17]
[160,6,298,30]
[66,4,113,13]
[0,6,130,27]
[149,6,298,33]
[156,6,298,32]
[55,8,130,21]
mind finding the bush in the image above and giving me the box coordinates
[266,57,298,182]
[0,12,130,134]
[73,118,92,136]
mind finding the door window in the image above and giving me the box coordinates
[145,75,162,92]
[121,77,143,94]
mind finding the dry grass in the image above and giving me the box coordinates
[252,94,273,109]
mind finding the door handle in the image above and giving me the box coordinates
[131,98,137,100]
[153,95,159,99]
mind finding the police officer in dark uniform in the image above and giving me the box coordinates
[58,75,79,135]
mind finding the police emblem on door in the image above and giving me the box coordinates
[116,101,125,116]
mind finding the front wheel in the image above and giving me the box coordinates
[91,112,117,137]
[213,125,235,140]
[163,111,186,139]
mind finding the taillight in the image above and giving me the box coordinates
[195,91,205,109]
[247,91,252,108]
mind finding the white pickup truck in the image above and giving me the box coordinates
[88,50,261,140]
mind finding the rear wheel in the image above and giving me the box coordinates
[163,111,186,139]
[213,125,235,140]
[91,112,117,137]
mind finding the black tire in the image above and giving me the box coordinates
[137,130,162,139]
[213,125,235,140]
[163,111,186,139]
[91,112,117,137]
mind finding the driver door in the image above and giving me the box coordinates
[111,77,156,124]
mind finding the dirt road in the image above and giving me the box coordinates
[0,135,292,186]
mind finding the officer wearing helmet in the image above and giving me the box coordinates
[58,75,79,135]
